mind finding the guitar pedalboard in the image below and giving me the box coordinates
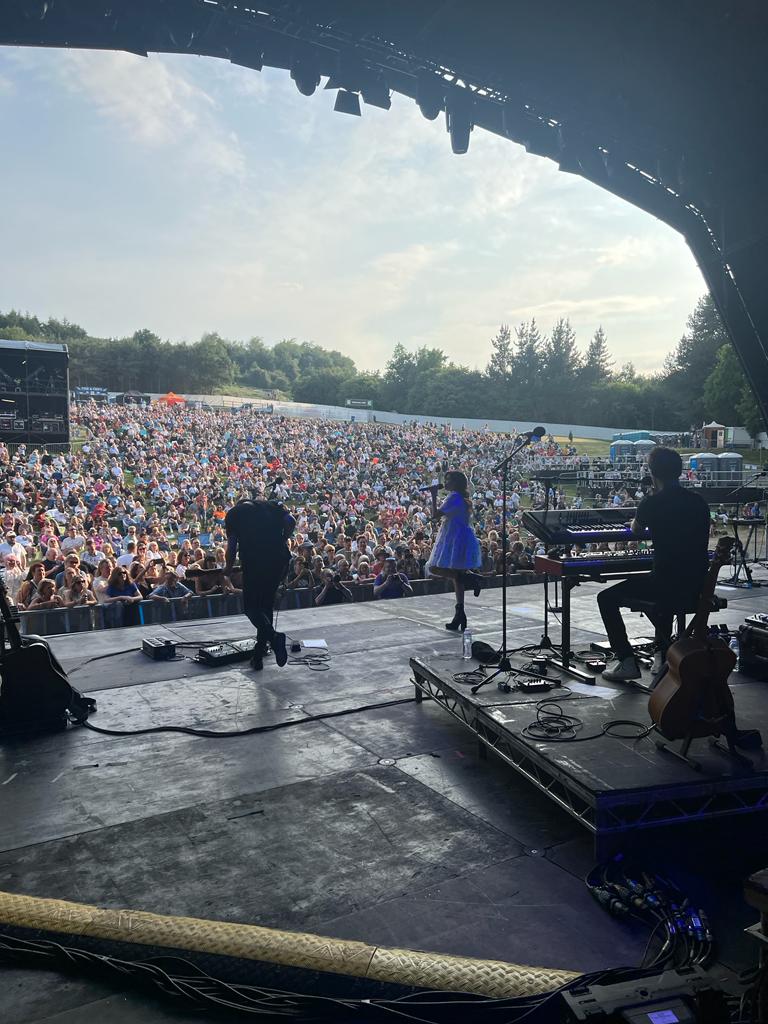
[141,637,177,661]
[197,638,259,666]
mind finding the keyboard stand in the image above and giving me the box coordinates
[721,521,758,588]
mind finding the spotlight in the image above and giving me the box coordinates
[228,34,264,72]
[445,88,474,155]
[290,50,321,96]
[334,90,361,116]
[416,69,444,120]
[361,74,391,110]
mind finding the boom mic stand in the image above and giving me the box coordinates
[472,428,544,695]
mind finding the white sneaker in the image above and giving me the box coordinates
[602,656,641,682]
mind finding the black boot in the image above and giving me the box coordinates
[465,571,484,598]
[445,603,467,631]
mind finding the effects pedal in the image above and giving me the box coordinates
[197,637,259,666]
[518,678,552,693]
[142,637,177,661]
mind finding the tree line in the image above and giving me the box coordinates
[0,296,762,434]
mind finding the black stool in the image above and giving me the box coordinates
[629,594,728,650]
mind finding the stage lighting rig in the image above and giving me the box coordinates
[290,48,321,96]
[333,89,361,116]
[361,74,391,110]
[416,68,445,120]
[445,86,475,154]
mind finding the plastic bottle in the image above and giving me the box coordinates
[728,633,740,672]
[462,628,473,660]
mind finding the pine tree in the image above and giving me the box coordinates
[543,317,581,381]
[581,326,613,383]
[512,319,544,390]
[487,323,513,382]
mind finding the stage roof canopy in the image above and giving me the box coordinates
[2,0,767,425]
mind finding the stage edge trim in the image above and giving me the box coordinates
[0,890,579,998]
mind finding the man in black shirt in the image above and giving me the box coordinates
[224,494,295,671]
[598,447,711,682]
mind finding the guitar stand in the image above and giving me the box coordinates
[655,721,761,773]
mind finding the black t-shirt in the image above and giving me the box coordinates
[225,500,293,566]
[635,485,710,593]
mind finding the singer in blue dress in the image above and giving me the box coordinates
[426,471,484,632]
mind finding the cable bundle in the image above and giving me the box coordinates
[0,930,664,1023]
[586,858,714,971]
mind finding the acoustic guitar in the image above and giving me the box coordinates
[0,572,94,733]
[648,537,736,742]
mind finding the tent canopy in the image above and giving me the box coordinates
[157,392,186,405]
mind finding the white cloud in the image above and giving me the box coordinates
[54,50,245,177]
[595,236,659,267]
[0,52,706,377]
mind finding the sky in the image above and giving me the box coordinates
[0,47,706,374]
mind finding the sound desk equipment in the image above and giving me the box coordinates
[197,637,259,666]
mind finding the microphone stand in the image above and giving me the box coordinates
[471,434,536,694]
[721,473,765,587]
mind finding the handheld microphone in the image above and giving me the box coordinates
[418,484,440,494]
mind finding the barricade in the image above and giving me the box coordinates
[18,573,537,637]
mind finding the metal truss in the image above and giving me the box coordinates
[411,657,768,841]
[411,664,480,730]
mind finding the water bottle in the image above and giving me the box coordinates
[728,633,740,672]
[462,628,473,660]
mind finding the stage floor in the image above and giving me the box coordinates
[3,578,768,1022]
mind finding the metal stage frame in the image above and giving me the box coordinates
[410,656,768,853]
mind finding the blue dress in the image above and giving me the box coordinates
[427,492,481,572]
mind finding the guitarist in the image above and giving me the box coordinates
[599,447,711,683]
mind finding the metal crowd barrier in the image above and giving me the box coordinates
[18,573,530,637]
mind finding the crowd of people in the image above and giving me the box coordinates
[0,401,750,621]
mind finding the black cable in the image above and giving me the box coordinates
[0,930,663,1024]
[76,695,416,739]
[521,699,653,744]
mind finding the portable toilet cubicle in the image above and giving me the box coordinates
[612,431,653,442]
[689,452,718,481]
[633,440,656,460]
[609,441,634,463]
[717,451,743,484]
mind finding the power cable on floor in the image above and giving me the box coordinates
[75,695,416,740]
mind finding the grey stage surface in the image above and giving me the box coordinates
[2,578,768,1022]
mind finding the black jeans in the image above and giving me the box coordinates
[241,557,288,649]
[596,575,695,661]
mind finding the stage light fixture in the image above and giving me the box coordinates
[290,51,321,96]
[416,69,444,120]
[228,35,264,72]
[445,88,475,155]
[361,75,391,110]
[334,90,361,116]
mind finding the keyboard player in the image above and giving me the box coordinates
[599,447,711,682]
